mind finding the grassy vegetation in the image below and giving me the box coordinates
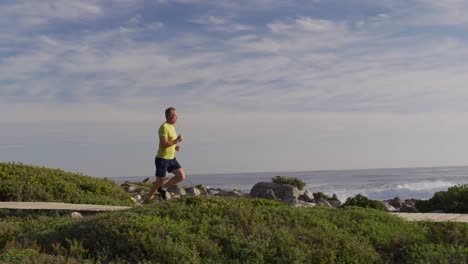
[271,176,306,190]
[0,162,132,206]
[342,194,387,211]
[415,184,468,213]
[0,196,466,263]
[0,163,466,263]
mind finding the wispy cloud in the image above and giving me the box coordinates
[400,0,468,26]
[2,0,468,174]
[268,17,336,33]
[189,15,254,32]
[1,1,101,29]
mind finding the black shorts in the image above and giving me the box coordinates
[155,157,182,178]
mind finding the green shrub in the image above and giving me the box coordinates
[271,176,305,190]
[415,184,468,213]
[406,244,467,263]
[342,194,388,211]
[0,162,132,206]
[0,248,92,264]
[1,162,466,264]
[2,196,465,263]
[313,192,334,200]
[0,222,21,250]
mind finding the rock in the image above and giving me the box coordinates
[208,189,220,196]
[195,185,209,195]
[283,196,299,206]
[328,199,341,208]
[71,212,83,219]
[293,201,317,208]
[120,183,130,191]
[250,182,299,200]
[404,199,417,207]
[186,186,201,196]
[257,189,277,200]
[171,194,181,199]
[316,198,333,208]
[389,197,404,208]
[133,194,142,202]
[383,202,397,212]
[301,190,315,202]
[284,196,320,207]
[217,190,244,198]
[127,185,140,192]
[121,182,147,193]
[142,177,150,183]
[168,185,187,196]
[400,204,418,213]
[163,192,172,200]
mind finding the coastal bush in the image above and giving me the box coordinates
[0,214,74,248]
[405,243,467,263]
[341,194,388,211]
[314,191,339,200]
[415,184,468,213]
[271,176,305,190]
[0,162,132,206]
[2,196,466,263]
[0,248,92,264]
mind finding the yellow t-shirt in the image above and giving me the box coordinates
[157,122,177,159]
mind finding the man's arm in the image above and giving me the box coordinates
[160,135,182,148]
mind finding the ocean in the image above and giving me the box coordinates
[111,166,468,203]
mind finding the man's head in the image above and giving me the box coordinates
[165,107,178,124]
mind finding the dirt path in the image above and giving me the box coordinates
[392,212,468,223]
[0,202,131,211]
[0,202,467,222]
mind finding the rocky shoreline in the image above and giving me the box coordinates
[121,179,427,213]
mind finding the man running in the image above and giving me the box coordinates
[147,107,186,201]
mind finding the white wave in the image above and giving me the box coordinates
[395,180,455,191]
[311,181,457,202]
[332,191,364,203]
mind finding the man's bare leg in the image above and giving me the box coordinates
[163,168,186,189]
[147,177,166,200]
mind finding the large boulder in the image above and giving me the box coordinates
[389,197,404,209]
[328,199,342,208]
[382,202,397,212]
[250,182,299,200]
[168,184,187,196]
[316,198,333,208]
[208,189,220,196]
[293,200,317,208]
[257,188,277,200]
[300,190,315,203]
[186,186,201,196]
[217,190,244,198]
[195,185,209,195]
[400,203,418,213]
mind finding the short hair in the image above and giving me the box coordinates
[165,107,176,119]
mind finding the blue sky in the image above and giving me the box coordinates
[2,0,468,177]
